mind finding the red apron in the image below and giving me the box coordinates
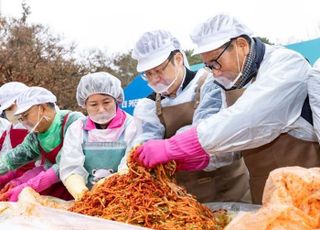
[39,114,73,200]
[9,127,35,177]
[0,131,6,150]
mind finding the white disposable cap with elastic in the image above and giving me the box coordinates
[14,86,57,115]
[132,30,184,72]
[76,72,124,108]
[0,82,29,112]
[190,14,253,55]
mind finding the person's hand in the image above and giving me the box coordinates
[0,171,18,188]
[3,168,59,202]
[135,139,171,168]
[0,181,17,195]
[73,189,88,201]
[0,182,32,202]
[0,190,10,201]
[64,174,88,201]
[5,183,29,201]
[135,127,210,171]
[5,166,45,189]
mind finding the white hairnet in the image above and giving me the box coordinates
[132,30,189,72]
[0,82,29,112]
[14,86,57,115]
[190,14,253,55]
[76,72,124,107]
[313,58,320,70]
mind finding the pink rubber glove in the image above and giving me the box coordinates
[136,127,209,170]
[0,166,45,194]
[0,171,18,188]
[11,166,45,185]
[6,168,59,202]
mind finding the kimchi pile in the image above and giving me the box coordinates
[69,151,230,229]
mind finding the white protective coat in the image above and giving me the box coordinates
[59,113,137,183]
[308,68,320,143]
[131,67,242,170]
[133,68,221,142]
[197,44,317,158]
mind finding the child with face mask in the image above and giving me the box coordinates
[59,72,137,201]
[0,86,84,201]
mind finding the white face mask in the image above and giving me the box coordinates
[214,43,245,90]
[148,68,180,94]
[90,111,116,125]
[214,72,242,90]
[22,107,49,133]
[24,117,43,133]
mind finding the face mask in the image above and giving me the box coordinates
[214,72,242,90]
[214,43,245,90]
[22,107,49,133]
[148,68,180,94]
[90,111,116,124]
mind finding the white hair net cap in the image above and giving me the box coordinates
[76,72,124,108]
[314,58,320,70]
[190,14,253,55]
[0,82,29,112]
[132,30,189,72]
[14,86,57,115]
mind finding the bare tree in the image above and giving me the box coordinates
[0,5,86,110]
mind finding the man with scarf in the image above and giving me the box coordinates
[134,14,320,204]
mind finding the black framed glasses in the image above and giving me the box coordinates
[141,51,176,81]
[204,40,232,71]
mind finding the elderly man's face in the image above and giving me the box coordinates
[17,105,44,132]
[143,52,184,94]
[201,37,249,84]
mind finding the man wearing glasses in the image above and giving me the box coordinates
[131,30,249,203]
[134,15,320,204]
[0,87,84,201]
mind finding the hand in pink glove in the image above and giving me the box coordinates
[0,166,45,192]
[135,139,170,167]
[0,171,18,188]
[5,168,59,202]
[135,127,209,170]
[11,166,45,185]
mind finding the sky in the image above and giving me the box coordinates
[1,0,320,55]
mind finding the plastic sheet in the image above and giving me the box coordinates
[0,188,149,230]
[0,202,149,229]
[225,167,320,230]
[205,202,261,213]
